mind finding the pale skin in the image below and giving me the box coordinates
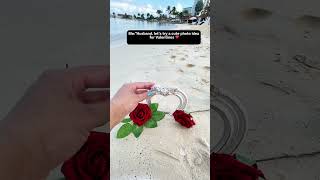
[0,65,153,179]
[110,82,154,129]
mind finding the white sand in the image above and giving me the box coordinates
[214,1,320,178]
[110,24,210,180]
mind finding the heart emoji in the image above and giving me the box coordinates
[175,35,180,39]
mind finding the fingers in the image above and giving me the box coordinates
[136,92,149,102]
[80,90,108,104]
[85,102,108,128]
[81,89,109,128]
[69,66,109,92]
[129,82,153,102]
[135,89,148,94]
[130,82,154,90]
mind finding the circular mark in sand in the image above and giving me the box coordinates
[211,87,248,154]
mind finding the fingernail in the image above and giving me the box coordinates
[147,91,154,97]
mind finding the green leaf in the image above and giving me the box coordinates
[117,123,133,139]
[235,154,256,166]
[132,124,144,138]
[150,103,159,112]
[144,119,157,128]
[152,111,166,121]
[122,118,131,123]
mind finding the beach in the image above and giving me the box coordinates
[214,1,320,178]
[110,24,210,179]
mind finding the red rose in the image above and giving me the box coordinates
[173,110,196,128]
[61,132,109,180]
[129,103,152,126]
[211,153,265,180]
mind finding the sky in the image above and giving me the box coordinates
[110,0,194,16]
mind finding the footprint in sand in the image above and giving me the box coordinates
[295,15,320,28]
[201,79,209,84]
[240,8,273,20]
[203,66,210,70]
[178,69,184,73]
[192,87,201,91]
[171,55,176,59]
[187,64,195,68]
[180,57,186,61]
[273,50,281,62]
[303,30,311,39]
[200,55,207,58]
[184,54,189,57]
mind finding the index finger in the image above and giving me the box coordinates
[131,82,154,90]
[69,65,109,91]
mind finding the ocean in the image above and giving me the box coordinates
[110,18,177,47]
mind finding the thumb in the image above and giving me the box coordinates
[136,92,148,102]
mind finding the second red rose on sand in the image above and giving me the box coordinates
[211,153,265,180]
[61,132,109,180]
[129,103,152,126]
[173,110,196,128]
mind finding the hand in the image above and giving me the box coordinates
[110,82,154,129]
[0,66,108,179]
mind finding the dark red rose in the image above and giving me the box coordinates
[211,153,265,180]
[129,103,152,126]
[61,132,109,180]
[173,110,196,128]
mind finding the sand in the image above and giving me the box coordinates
[110,24,210,180]
[214,1,320,179]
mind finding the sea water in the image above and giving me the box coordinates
[110,18,177,47]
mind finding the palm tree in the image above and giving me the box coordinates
[167,6,171,17]
[156,10,163,18]
[141,13,145,20]
[203,4,210,18]
[133,14,137,19]
[195,0,204,15]
[171,6,177,18]
[178,12,183,20]
[147,13,150,19]
[112,12,116,18]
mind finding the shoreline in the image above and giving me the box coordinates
[110,18,182,48]
[110,24,210,179]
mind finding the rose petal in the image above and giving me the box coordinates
[130,103,152,126]
[211,153,265,180]
[173,110,196,128]
[61,132,110,180]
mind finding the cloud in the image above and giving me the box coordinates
[176,3,183,12]
[110,0,159,16]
